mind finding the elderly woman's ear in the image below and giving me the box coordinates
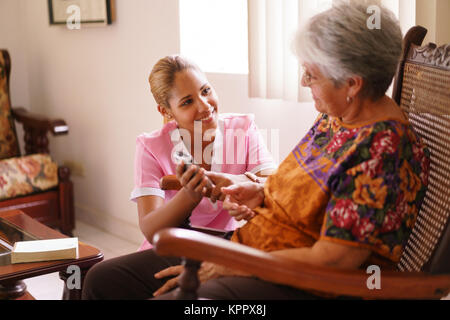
[346,76,364,102]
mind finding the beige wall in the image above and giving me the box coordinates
[435,0,450,44]
[0,0,30,114]
[416,0,450,45]
[416,0,437,44]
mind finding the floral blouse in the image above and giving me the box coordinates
[319,114,429,262]
[232,113,430,267]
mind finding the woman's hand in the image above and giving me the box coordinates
[153,262,251,297]
[205,172,235,203]
[222,182,265,221]
[206,172,263,203]
[176,163,211,203]
[199,262,251,281]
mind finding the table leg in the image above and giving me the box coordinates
[0,280,27,300]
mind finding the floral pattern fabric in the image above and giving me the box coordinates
[0,51,20,160]
[0,153,58,200]
[318,115,429,262]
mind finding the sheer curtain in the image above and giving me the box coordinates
[247,0,333,102]
[247,0,414,102]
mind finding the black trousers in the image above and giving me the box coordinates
[81,249,325,300]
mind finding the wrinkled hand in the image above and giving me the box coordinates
[176,162,211,203]
[199,262,251,281]
[222,182,265,221]
[153,262,251,297]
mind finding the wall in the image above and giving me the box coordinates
[416,0,437,45]
[0,0,30,117]
[416,0,450,45]
[435,0,450,44]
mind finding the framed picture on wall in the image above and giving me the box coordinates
[48,0,115,26]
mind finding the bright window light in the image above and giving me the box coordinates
[382,0,400,17]
[179,0,249,74]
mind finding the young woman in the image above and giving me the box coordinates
[131,55,276,250]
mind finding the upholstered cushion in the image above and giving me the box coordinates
[0,154,58,200]
[0,51,20,160]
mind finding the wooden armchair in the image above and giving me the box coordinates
[152,26,450,299]
[0,49,74,236]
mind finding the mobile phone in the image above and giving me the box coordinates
[173,150,194,173]
[173,150,213,189]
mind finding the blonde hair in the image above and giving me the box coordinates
[148,55,201,109]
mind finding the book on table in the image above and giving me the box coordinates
[11,237,79,264]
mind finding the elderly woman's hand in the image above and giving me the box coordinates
[222,182,265,221]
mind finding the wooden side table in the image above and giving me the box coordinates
[0,209,103,300]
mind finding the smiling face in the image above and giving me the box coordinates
[165,68,219,136]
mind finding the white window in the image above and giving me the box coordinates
[179,0,249,74]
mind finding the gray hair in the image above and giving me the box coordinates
[293,1,403,101]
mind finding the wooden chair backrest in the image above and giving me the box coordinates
[392,26,450,274]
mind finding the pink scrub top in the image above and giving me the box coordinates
[130,113,276,251]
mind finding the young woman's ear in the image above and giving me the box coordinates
[157,105,173,120]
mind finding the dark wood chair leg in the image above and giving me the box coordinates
[173,258,201,300]
[58,167,75,236]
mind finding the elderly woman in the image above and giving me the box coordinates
[84,2,430,300]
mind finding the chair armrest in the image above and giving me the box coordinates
[11,107,69,136]
[11,107,69,155]
[153,228,450,299]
